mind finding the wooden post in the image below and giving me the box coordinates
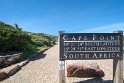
[59,31,66,83]
[113,31,123,83]
[59,61,65,83]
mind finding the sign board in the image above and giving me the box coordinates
[59,32,123,83]
[60,33,123,60]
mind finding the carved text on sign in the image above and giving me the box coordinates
[60,33,122,60]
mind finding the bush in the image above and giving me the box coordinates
[0,22,33,52]
[44,41,52,47]
[0,21,56,61]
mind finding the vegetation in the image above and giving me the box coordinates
[27,32,56,47]
[0,21,56,60]
[0,22,33,52]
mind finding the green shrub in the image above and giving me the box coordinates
[0,21,56,61]
[44,41,51,46]
[0,22,33,52]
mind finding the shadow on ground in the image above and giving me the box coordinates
[30,53,47,61]
[76,77,113,83]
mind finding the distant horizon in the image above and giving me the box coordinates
[1,20,124,36]
[0,0,124,36]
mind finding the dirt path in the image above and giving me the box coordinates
[1,45,59,83]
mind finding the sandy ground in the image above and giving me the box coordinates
[0,45,59,83]
[0,45,123,83]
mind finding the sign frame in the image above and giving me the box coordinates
[59,31,123,83]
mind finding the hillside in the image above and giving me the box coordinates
[0,21,56,47]
[0,21,56,62]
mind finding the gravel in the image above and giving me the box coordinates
[0,45,59,83]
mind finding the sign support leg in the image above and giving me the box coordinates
[113,31,123,83]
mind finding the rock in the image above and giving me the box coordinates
[6,54,21,64]
[0,53,22,68]
[0,57,6,67]
[18,60,29,67]
[0,71,7,80]
[2,65,21,76]
[0,57,5,63]
[67,63,105,77]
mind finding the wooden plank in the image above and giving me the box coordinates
[59,62,65,83]
[113,59,118,82]
[59,31,66,83]
[59,70,65,83]
[113,31,123,83]
[59,31,123,83]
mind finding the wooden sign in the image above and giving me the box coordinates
[59,31,123,83]
[60,33,122,60]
